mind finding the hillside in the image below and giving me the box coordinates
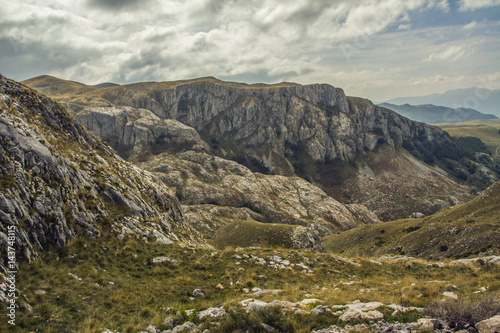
[324,180,500,260]
[0,75,205,265]
[23,75,500,222]
[378,103,497,124]
[437,119,500,162]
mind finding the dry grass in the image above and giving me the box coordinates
[2,235,499,332]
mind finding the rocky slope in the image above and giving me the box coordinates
[23,76,499,222]
[0,75,205,265]
[324,180,500,259]
[138,150,380,244]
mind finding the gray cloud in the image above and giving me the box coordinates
[86,0,154,11]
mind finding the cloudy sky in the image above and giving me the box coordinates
[1,0,499,101]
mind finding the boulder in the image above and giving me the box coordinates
[476,315,500,333]
[310,305,330,315]
[339,309,383,322]
[418,318,442,330]
[296,298,323,307]
[345,301,384,312]
[198,307,226,319]
[152,256,171,264]
[171,322,196,333]
[443,291,458,300]
[162,317,174,329]
[146,325,157,333]
[192,289,204,298]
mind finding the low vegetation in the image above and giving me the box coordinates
[213,220,305,249]
[1,236,499,332]
[428,296,500,330]
[324,180,500,259]
[438,119,500,163]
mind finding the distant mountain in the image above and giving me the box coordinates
[385,87,500,117]
[379,103,497,124]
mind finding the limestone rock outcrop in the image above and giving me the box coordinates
[141,151,380,241]
[0,75,205,264]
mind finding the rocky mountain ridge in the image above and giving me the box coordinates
[25,75,456,165]
[23,75,500,221]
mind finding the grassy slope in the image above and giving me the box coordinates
[324,181,500,259]
[214,220,304,249]
[437,119,500,160]
[2,236,499,333]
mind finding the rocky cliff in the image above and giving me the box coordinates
[0,75,205,265]
[97,78,450,167]
[23,76,499,221]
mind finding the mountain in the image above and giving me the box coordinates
[378,103,497,124]
[3,75,499,333]
[0,75,205,265]
[324,180,500,260]
[385,87,500,117]
[1,75,387,257]
[23,75,500,222]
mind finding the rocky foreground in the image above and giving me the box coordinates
[130,289,500,333]
[119,251,499,333]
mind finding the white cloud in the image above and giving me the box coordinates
[424,45,473,62]
[398,23,412,30]
[459,0,500,11]
[463,21,477,29]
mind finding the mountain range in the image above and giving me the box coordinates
[385,87,500,117]
[378,103,497,124]
[2,74,500,332]
[23,75,500,224]
[1,74,498,257]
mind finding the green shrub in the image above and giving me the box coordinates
[428,296,500,330]
[217,306,296,333]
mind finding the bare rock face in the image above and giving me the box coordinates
[0,75,205,264]
[140,150,380,242]
[75,106,209,160]
[101,80,446,167]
